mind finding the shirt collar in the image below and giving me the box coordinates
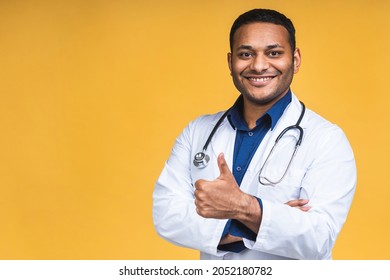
[227,89,292,131]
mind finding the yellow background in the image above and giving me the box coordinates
[0,0,389,259]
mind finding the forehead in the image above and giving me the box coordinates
[232,22,290,49]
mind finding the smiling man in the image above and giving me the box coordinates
[153,9,356,260]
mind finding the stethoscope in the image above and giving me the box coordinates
[193,101,306,185]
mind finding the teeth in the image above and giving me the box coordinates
[249,77,273,82]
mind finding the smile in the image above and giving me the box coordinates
[245,75,276,86]
[248,77,273,82]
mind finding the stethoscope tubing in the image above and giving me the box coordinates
[193,101,306,172]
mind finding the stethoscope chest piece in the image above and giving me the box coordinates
[193,152,210,168]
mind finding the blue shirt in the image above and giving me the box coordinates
[218,90,292,253]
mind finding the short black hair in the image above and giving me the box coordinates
[229,9,296,52]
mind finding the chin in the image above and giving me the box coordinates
[246,92,283,106]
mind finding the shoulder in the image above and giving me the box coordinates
[289,93,353,153]
[175,110,229,145]
[190,111,226,125]
[186,110,228,133]
[304,108,344,136]
[289,93,344,137]
[302,107,354,156]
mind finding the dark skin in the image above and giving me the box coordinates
[194,22,309,246]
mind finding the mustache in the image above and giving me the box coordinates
[243,70,281,76]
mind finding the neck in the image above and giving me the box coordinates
[242,92,288,130]
[243,101,273,130]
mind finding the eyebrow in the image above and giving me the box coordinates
[265,44,284,50]
[236,44,284,51]
[237,45,254,50]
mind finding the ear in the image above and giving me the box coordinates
[227,52,232,75]
[293,48,301,74]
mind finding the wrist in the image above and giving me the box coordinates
[234,194,259,221]
[235,194,262,233]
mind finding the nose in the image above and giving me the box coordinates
[250,54,269,72]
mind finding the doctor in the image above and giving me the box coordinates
[153,8,356,260]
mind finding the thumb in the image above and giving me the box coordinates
[217,153,232,179]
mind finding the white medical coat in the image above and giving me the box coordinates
[153,93,357,260]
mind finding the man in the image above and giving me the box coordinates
[153,8,356,260]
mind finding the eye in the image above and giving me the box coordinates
[238,52,253,59]
[268,51,282,57]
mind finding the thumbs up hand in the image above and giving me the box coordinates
[194,153,248,220]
